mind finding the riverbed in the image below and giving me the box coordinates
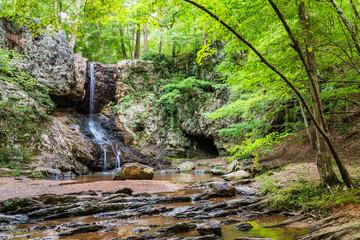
[0,172,309,240]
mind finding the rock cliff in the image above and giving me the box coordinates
[0,18,86,104]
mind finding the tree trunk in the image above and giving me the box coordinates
[330,0,360,56]
[285,105,289,132]
[96,20,107,61]
[69,0,81,50]
[134,24,141,59]
[131,26,135,59]
[54,0,59,24]
[172,41,176,58]
[300,101,316,150]
[183,0,355,188]
[144,23,148,53]
[159,29,163,53]
[202,32,207,46]
[119,25,127,59]
[297,1,341,186]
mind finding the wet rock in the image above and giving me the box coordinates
[235,187,259,196]
[163,222,196,235]
[235,238,273,240]
[0,197,42,213]
[194,215,211,220]
[0,214,25,223]
[210,182,236,197]
[223,170,251,181]
[204,202,228,212]
[235,223,254,231]
[192,189,218,201]
[36,194,78,204]
[210,169,224,175]
[58,224,104,237]
[182,235,223,240]
[178,161,195,172]
[115,211,141,219]
[113,163,154,180]
[197,220,222,236]
[134,227,151,234]
[152,196,192,204]
[208,210,238,218]
[220,218,241,225]
[226,198,260,209]
[114,186,133,195]
[133,192,152,198]
[140,233,157,239]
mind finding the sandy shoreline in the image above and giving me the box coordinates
[0,177,185,201]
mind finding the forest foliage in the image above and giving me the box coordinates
[0,0,359,168]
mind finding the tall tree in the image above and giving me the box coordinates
[183,0,354,187]
[134,24,141,59]
[69,0,81,50]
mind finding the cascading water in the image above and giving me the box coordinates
[88,62,121,172]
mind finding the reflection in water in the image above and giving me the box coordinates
[73,172,221,184]
[222,215,309,240]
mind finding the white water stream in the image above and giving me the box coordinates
[88,62,121,172]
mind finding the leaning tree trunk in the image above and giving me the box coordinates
[183,0,355,188]
[298,2,341,186]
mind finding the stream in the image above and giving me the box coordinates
[0,172,309,240]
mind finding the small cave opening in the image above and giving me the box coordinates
[184,132,219,158]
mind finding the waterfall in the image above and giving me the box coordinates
[110,143,122,170]
[88,62,121,172]
[89,63,95,114]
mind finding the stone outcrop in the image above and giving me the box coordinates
[114,60,235,159]
[0,79,95,176]
[116,60,158,92]
[113,163,154,180]
[0,19,87,105]
[29,112,96,176]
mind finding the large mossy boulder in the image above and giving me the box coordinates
[177,161,195,172]
[113,163,154,180]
